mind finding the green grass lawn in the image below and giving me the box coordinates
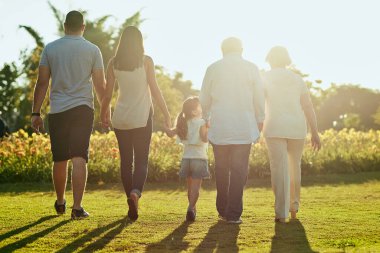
[0,172,379,253]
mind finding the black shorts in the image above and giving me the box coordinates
[48,105,94,163]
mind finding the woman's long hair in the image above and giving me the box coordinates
[113,26,144,71]
[176,96,200,140]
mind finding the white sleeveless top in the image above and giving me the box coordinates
[177,118,208,160]
[111,66,153,130]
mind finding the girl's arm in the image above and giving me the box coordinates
[100,58,115,128]
[144,56,172,130]
[199,123,208,143]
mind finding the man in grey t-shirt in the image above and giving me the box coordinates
[31,10,105,219]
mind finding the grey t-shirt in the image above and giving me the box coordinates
[39,35,104,114]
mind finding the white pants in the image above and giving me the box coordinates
[265,138,305,219]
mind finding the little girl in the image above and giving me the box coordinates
[166,96,210,222]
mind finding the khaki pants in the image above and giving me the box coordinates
[265,138,305,219]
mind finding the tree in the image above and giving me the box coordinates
[153,67,184,131]
[373,106,380,126]
[0,63,21,130]
[172,72,198,98]
[317,84,380,130]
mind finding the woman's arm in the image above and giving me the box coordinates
[301,93,321,151]
[144,56,172,129]
[100,59,116,128]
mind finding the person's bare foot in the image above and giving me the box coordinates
[290,211,297,219]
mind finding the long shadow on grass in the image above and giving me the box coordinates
[194,221,240,253]
[271,219,318,253]
[1,172,379,195]
[145,221,190,252]
[0,218,70,253]
[56,217,130,253]
[0,215,56,242]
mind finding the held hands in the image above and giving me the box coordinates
[311,132,321,151]
[31,115,45,134]
[163,115,175,137]
[100,107,111,129]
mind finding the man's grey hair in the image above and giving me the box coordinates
[221,37,243,55]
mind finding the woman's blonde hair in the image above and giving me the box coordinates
[266,46,292,68]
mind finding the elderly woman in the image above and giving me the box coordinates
[262,46,321,223]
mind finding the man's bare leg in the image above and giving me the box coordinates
[53,160,68,204]
[71,157,87,210]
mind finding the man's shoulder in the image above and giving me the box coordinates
[207,59,224,70]
[49,37,99,50]
[44,37,64,49]
[242,58,259,70]
[72,39,99,54]
[82,39,100,50]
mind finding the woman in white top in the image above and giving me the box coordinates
[262,46,321,223]
[100,26,171,221]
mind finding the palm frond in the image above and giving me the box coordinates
[120,10,145,31]
[95,15,114,27]
[48,1,65,34]
[18,25,44,47]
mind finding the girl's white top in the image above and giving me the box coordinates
[111,66,153,130]
[178,118,208,160]
[262,68,308,139]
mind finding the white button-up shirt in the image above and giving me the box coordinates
[200,53,265,145]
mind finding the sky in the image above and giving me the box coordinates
[0,0,379,91]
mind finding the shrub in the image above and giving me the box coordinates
[0,129,379,183]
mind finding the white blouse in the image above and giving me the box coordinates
[262,68,308,139]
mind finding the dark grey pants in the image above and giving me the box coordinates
[212,143,252,220]
[114,112,152,198]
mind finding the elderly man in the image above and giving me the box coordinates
[200,37,265,224]
[31,11,105,219]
